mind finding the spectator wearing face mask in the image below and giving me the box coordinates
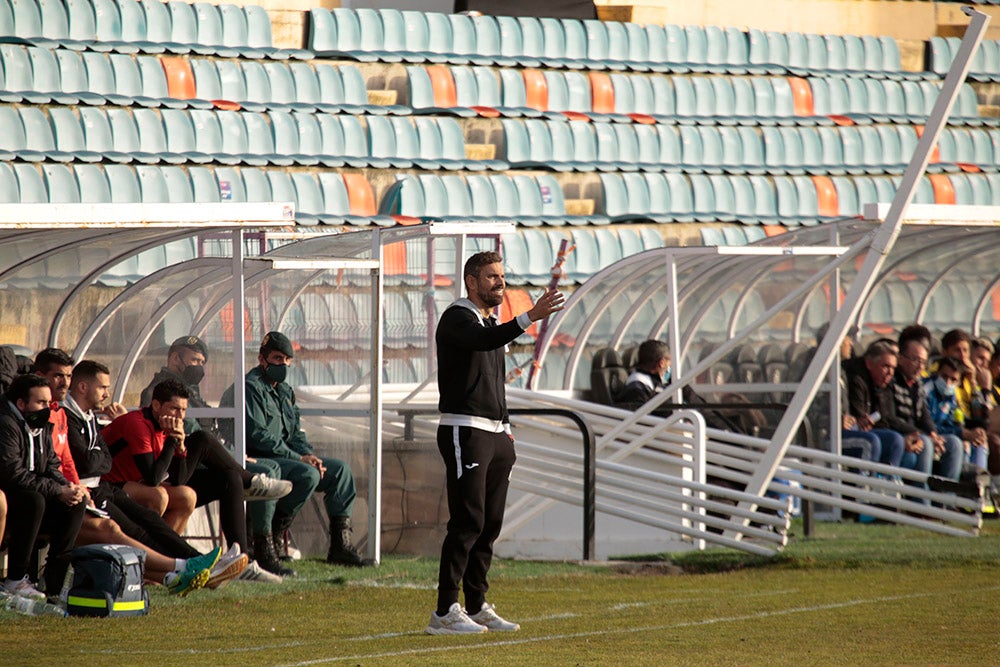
[0,374,87,600]
[924,356,989,469]
[616,340,672,405]
[139,336,291,581]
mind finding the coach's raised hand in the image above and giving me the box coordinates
[527,289,566,322]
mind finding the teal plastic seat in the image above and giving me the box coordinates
[49,105,100,161]
[70,163,110,203]
[42,163,79,202]
[102,163,141,202]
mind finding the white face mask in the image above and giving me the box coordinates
[935,377,956,398]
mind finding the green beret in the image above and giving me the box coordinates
[260,331,294,358]
[169,335,207,359]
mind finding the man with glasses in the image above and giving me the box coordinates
[891,338,962,481]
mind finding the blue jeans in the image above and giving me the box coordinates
[842,429,881,462]
[968,443,989,470]
[933,434,964,481]
[870,429,905,467]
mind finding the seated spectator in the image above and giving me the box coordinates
[33,348,83,490]
[898,325,934,361]
[932,329,981,427]
[924,357,989,470]
[101,379,264,560]
[987,349,1000,476]
[0,374,87,600]
[139,336,291,578]
[221,331,371,570]
[890,339,962,481]
[969,338,995,426]
[616,340,671,406]
[842,341,909,472]
[66,360,253,591]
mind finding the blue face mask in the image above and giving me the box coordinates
[662,367,672,385]
[935,377,956,398]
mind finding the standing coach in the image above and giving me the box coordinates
[425,251,564,635]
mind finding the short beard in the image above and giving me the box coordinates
[479,286,503,307]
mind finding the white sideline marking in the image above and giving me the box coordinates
[347,579,437,591]
[273,591,949,667]
[610,588,797,611]
[87,642,311,655]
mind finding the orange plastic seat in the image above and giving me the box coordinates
[927,174,956,204]
[523,69,549,111]
[812,175,839,217]
[588,71,615,114]
[426,65,457,108]
[343,173,378,216]
[788,77,814,117]
[161,56,196,100]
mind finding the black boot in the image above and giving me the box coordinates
[253,532,296,577]
[326,517,373,567]
[272,514,296,562]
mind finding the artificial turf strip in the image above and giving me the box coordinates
[4,519,1000,666]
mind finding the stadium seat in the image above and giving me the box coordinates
[42,163,79,203]
[101,162,142,202]
[131,106,173,162]
[134,164,169,202]
[49,105,97,161]
[70,163,111,203]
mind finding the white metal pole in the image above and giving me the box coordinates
[232,228,247,467]
[369,230,384,564]
[731,9,991,532]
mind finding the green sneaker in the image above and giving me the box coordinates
[187,546,223,574]
[165,567,210,597]
[166,547,222,597]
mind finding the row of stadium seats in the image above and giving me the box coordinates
[0,161,389,225]
[16,98,999,177]
[928,36,1000,81]
[501,121,1000,174]
[0,105,492,171]
[0,0,304,59]
[3,43,988,128]
[6,158,1000,227]
[0,45,382,114]
[407,66,987,125]
[379,171,1000,226]
[307,7,913,79]
[502,227,669,286]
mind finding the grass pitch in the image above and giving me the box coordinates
[4,519,1000,666]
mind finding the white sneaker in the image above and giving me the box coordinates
[3,576,46,602]
[244,474,293,501]
[237,560,283,584]
[207,544,249,589]
[469,602,520,632]
[425,602,488,635]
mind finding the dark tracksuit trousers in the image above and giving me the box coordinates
[168,430,251,551]
[91,482,200,559]
[4,488,86,594]
[436,425,516,614]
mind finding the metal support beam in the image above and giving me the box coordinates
[732,9,991,535]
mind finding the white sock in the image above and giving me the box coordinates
[174,559,187,572]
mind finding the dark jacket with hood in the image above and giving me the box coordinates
[0,399,68,499]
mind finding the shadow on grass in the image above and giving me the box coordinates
[610,518,1000,574]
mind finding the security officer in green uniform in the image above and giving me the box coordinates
[221,331,370,567]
